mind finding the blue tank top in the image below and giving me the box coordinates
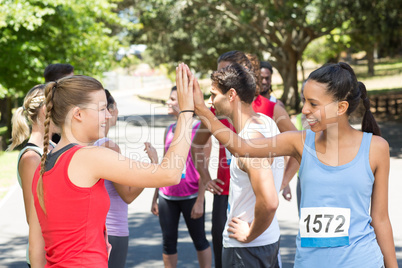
[295,130,384,268]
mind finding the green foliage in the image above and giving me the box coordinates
[304,27,351,64]
[118,0,351,109]
[342,0,401,57]
[0,0,123,96]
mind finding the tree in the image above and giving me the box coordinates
[342,0,402,76]
[0,0,123,146]
[121,0,349,110]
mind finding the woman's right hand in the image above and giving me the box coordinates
[176,63,194,112]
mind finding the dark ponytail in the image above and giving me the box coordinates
[308,62,381,136]
[359,82,381,136]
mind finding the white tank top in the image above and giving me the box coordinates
[223,113,284,248]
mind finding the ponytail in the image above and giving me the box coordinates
[7,107,30,151]
[7,85,45,151]
[37,82,56,214]
[359,82,381,136]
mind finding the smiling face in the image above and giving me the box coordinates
[80,90,111,142]
[301,80,340,132]
[166,90,179,116]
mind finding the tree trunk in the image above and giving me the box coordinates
[366,47,375,76]
[0,97,12,150]
[0,98,7,125]
[277,49,301,112]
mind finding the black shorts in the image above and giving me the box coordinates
[222,240,280,268]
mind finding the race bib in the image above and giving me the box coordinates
[299,207,351,247]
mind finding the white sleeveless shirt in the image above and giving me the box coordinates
[223,113,284,248]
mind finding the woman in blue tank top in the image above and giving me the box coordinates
[189,62,398,267]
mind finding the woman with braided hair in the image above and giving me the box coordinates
[190,62,397,267]
[8,84,51,267]
[28,64,196,267]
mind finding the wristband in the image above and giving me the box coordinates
[179,110,194,115]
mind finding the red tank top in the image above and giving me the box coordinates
[32,145,110,267]
[252,95,276,118]
[211,107,236,195]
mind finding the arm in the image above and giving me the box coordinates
[273,104,298,133]
[191,132,212,219]
[273,104,301,192]
[192,73,302,160]
[192,121,225,194]
[191,122,214,190]
[151,188,159,216]
[227,131,279,243]
[280,156,300,191]
[28,196,46,267]
[103,140,144,204]
[280,156,300,201]
[196,104,302,160]
[69,64,195,188]
[369,136,397,268]
[18,151,41,223]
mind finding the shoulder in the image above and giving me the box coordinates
[273,103,287,115]
[369,134,389,157]
[71,146,120,168]
[19,150,41,166]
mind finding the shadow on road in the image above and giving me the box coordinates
[0,235,28,267]
[126,211,214,268]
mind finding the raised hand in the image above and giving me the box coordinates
[176,63,194,112]
[181,64,207,113]
[192,76,208,113]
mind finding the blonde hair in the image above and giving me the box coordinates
[37,75,104,213]
[7,85,46,151]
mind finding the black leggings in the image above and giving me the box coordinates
[211,194,228,268]
[158,196,210,255]
[108,235,129,268]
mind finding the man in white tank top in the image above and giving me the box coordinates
[209,62,284,268]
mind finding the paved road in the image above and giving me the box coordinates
[1,90,401,267]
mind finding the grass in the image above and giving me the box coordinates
[0,150,19,200]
